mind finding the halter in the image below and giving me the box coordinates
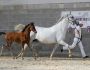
[73,19,80,25]
[63,14,75,25]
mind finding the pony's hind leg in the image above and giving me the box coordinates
[58,40,72,58]
[50,44,59,60]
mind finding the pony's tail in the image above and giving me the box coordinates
[0,32,6,35]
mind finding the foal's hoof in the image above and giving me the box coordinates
[14,57,18,59]
[0,55,3,56]
[69,55,72,58]
[22,57,24,60]
[34,57,37,60]
[34,56,38,60]
[12,56,16,59]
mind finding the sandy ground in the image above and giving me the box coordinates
[0,57,90,70]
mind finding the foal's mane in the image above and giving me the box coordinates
[22,24,30,32]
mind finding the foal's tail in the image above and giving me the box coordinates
[0,32,6,36]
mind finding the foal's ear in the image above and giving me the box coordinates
[30,22,34,25]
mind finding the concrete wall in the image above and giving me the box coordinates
[0,9,61,31]
[1,2,90,31]
[0,0,90,5]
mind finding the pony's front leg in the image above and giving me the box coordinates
[58,40,72,58]
[32,48,38,60]
[50,44,59,60]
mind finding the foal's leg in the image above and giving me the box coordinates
[15,43,25,59]
[9,47,14,58]
[16,43,28,60]
[15,48,24,59]
[21,43,28,60]
[7,41,14,58]
[0,45,4,56]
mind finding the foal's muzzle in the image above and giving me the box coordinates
[34,31,37,33]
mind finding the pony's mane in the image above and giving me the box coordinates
[55,15,66,25]
[56,16,64,24]
[22,24,30,32]
[55,14,73,25]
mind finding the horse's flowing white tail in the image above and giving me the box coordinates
[14,24,25,32]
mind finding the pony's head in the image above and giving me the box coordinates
[68,14,75,23]
[64,14,75,25]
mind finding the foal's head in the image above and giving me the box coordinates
[22,22,37,33]
[29,22,37,33]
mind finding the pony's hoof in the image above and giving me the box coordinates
[50,57,52,60]
[83,56,89,59]
[61,49,63,52]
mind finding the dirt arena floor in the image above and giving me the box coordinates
[0,56,90,70]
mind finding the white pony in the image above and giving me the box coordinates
[15,14,75,59]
